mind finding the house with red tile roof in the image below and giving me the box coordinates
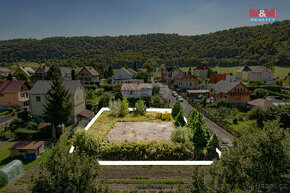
[173,75,200,90]
[77,66,100,85]
[0,80,30,107]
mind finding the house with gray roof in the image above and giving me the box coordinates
[210,80,251,105]
[121,83,153,98]
[112,67,142,85]
[247,66,274,83]
[29,80,91,122]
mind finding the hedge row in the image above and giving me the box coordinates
[99,141,194,160]
[247,85,281,92]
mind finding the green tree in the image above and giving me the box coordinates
[171,100,183,119]
[191,120,289,192]
[186,108,199,127]
[253,88,269,98]
[152,85,160,95]
[133,100,147,116]
[119,97,129,117]
[44,77,73,138]
[71,69,76,80]
[98,93,110,109]
[199,97,206,108]
[71,129,99,155]
[207,134,219,154]
[248,106,265,128]
[46,65,61,80]
[174,111,186,127]
[151,95,164,107]
[142,62,154,73]
[6,73,13,80]
[13,69,30,82]
[31,143,108,193]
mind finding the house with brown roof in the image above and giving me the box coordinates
[31,66,50,84]
[0,80,30,107]
[248,97,290,107]
[173,74,200,90]
[193,62,209,80]
[121,83,153,98]
[247,66,274,83]
[9,141,44,159]
[210,80,251,105]
[77,66,100,85]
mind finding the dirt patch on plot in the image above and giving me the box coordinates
[106,122,174,142]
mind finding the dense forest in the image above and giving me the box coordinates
[0,20,289,70]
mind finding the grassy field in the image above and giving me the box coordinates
[11,62,44,68]
[225,118,256,135]
[88,111,161,142]
[181,66,290,79]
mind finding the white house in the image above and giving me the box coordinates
[173,75,200,90]
[112,67,140,85]
[121,83,153,98]
[247,66,274,83]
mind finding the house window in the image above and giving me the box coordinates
[36,96,41,102]
[21,93,25,97]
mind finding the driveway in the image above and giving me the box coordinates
[157,83,234,145]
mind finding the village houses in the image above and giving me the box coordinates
[112,67,143,85]
[210,80,251,105]
[193,62,209,80]
[0,80,30,107]
[173,74,200,90]
[29,80,93,123]
[237,65,274,83]
[121,83,153,98]
[165,67,185,84]
[77,66,100,86]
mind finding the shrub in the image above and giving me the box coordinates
[174,112,185,127]
[109,100,121,117]
[133,100,147,116]
[161,113,171,121]
[151,95,164,108]
[95,89,104,96]
[171,128,189,143]
[171,100,182,119]
[71,129,99,156]
[217,107,231,119]
[152,85,160,95]
[99,141,194,160]
[98,93,110,109]
[232,117,238,124]
[103,84,113,91]
[216,99,229,108]
[199,97,206,108]
[119,97,129,117]
[17,110,29,121]
[253,88,269,99]
[14,128,39,139]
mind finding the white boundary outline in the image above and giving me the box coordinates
[70,107,221,165]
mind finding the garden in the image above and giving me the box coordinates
[71,98,220,161]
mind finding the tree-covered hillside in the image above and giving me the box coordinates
[0,20,289,70]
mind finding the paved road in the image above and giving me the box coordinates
[157,83,234,145]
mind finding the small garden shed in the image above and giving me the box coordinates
[0,159,24,186]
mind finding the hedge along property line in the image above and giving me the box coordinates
[70,107,221,165]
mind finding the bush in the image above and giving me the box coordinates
[103,84,113,91]
[71,129,99,156]
[109,100,121,117]
[232,117,238,124]
[174,112,185,127]
[171,128,189,143]
[17,110,29,121]
[151,95,164,108]
[155,112,171,121]
[14,128,39,139]
[99,141,194,160]
[152,85,160,95]
[98,93,110,109]
[84,85,97,90]
[133,100,147,116]
[171,100,183,119]
[119,97,129,117]
[216,99,229,108]
[253,88,269,99]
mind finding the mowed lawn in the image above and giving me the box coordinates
[181,66,290,79]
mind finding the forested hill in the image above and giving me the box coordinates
[0,20,289,70]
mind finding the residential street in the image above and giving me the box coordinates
[157,83,234,145]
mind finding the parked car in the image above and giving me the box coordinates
[177,96,184,102]
[172,91,178,97]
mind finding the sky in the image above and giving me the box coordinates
[0,0,289,40]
